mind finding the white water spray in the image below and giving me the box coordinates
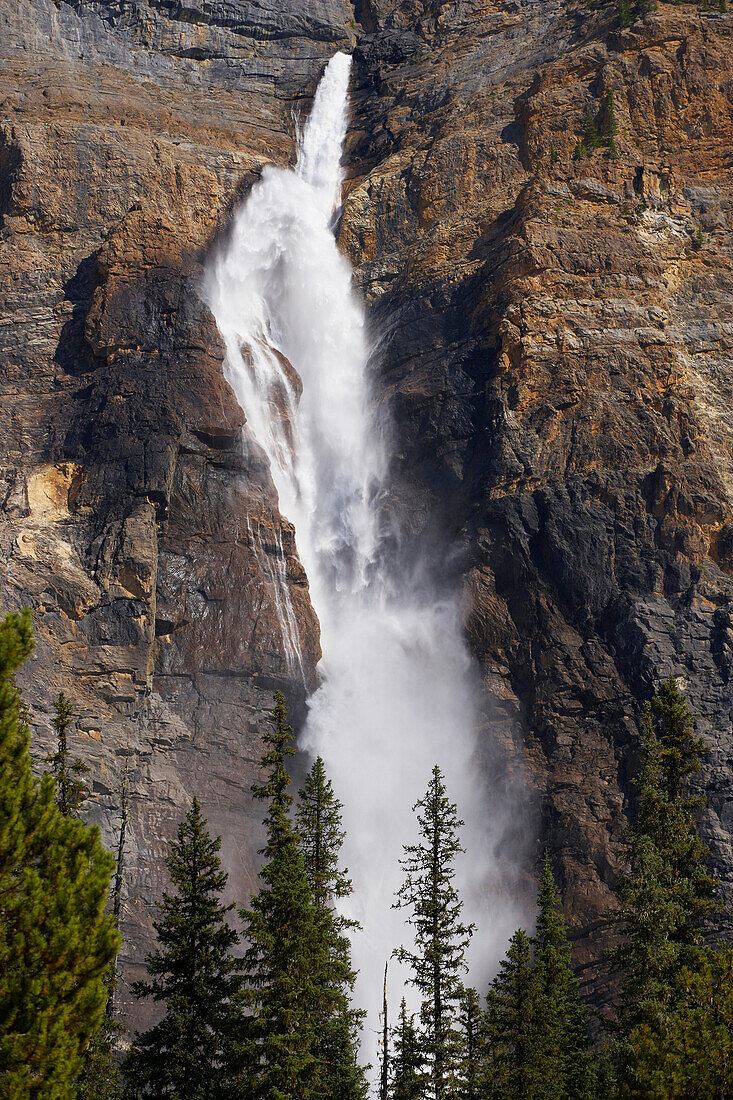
[206,52,522,1073]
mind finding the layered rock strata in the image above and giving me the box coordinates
[2,0,733,1020]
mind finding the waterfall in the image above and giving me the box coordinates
[205,51,521,1073]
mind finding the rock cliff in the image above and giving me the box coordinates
[2,0,733,1020]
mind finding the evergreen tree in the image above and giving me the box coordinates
[533,853,595,1100]
[602,92,619,158]
[380,962,390,1100]
[48,689,121,1097]
[47,690,88,816]
[629,946,733,1098]
[582,108,600,151]
[611,678,720,1081]
[237,692,323,1099]
[0,610,119,1098]
[394,765,474,1100]
[457,988,482,1100]
[78,768,131,1100]
[124,798,242,1099]
[296,756,368,1099]
[484,929,542,1099]
[613,681,719,1019]
[390,999,424,1100]
[76,964,122,1100]
[619,0,633,26]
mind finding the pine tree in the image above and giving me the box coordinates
[484,929,543,1099]
[237,692,323,1099]
[533,853,595,1099]
[78,768,130,1100]
[619,0,633,26]
[390,999,424,1100]
[394,765,474,1100]
[123,798,242,1099]
[295,756,368,1099]
[611,678,720,1081]
[457,988,483,1100]
[0,610,119,1098]
[47,690,89,816]
[48,691,121,1096]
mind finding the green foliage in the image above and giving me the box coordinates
[602,92,619,159]
[573,140,586,161]
[629,946,733,1098]
[693,225,705,249]
[296,756,368,1099]
[47,691,89,816]
[484,929,542,1098]
[456,988,483,1100]
[76,966,122,1100]
[549,142,559,166]
[237,692,324,1099]
[395,765,474,1099]
[0,610,119,1099]
[533,854,596,1099]
[297,755,353,910]
[582,108,601,151]
[390,999,424,1100]
[484,856,596,1099]
[124,798,242,1099]
[619,0,633,26]
[611,678,720,1082]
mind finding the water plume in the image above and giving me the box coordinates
[205,51,525,1074]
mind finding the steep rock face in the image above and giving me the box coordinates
[340,0,733,991]
[2,0,733,1022]
[0,0,341,1021]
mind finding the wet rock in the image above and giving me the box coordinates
[3,0,733,1025]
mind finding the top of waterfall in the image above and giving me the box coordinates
[296,52,352,219]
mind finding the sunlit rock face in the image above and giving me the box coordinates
[2,0,733,1026]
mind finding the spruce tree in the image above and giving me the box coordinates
[457,988,483,1100]
[582,108,600,151]
[0,610,119,1098]
[237,692,322,1099]
[390,999,424,1100]
[47,690,88,816]
[295,756,368,1099]
[630,946,733,1098]
[602,92,619,158]
[124,798,242,1099]
[611,678,720,1085]
[533,853,595,1099]
[394,765,474,1100]
[612,680,719,1033]
[484,929,543,1099]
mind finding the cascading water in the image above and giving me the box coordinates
[205,51,522,1074]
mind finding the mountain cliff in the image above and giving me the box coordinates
[2,0,732,1018]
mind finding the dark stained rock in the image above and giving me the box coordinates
[2,0,733,1027]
